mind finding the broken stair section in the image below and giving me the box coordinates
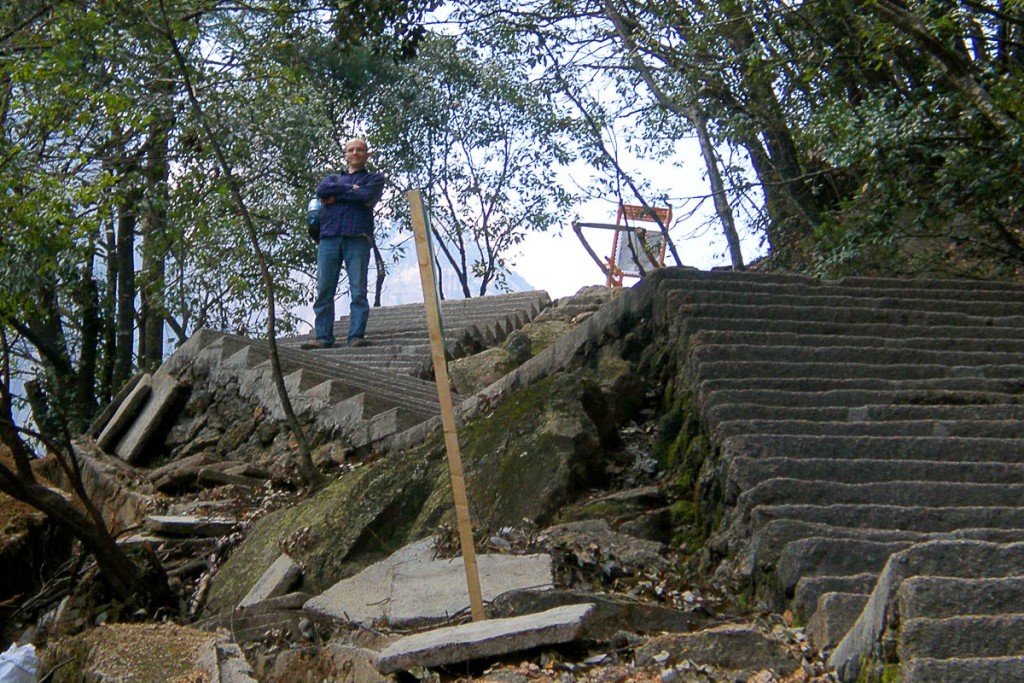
[90,290,551,464]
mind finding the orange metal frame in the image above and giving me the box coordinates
[605,204,672,287]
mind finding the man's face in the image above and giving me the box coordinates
[345,139,369,172]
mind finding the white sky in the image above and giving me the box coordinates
[510,145,766,299]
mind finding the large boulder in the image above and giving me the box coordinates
[205,372,615,613]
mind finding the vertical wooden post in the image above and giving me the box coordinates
[407,189,485,622]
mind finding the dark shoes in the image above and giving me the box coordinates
[300,338,365,349]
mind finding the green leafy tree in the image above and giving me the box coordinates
[368,35,575,297]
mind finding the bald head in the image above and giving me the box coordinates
[345,138,369,172]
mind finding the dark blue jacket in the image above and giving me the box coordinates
[315,169,386,238]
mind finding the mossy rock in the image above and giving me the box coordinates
[205,441,444,612]
[206,371,616,614]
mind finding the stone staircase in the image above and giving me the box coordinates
[279,290,553,378]
[101,290,551,461]
[648,269,1024,683]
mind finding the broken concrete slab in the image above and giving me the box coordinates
[386,553,553,628]
[305,536,553,628]
[376,603,595,674]
[239,553,301,609]
[96,373,152,450]
[303,536,438,625]
[115,371,184,463]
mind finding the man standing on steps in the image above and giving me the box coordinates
[303,138,386,350]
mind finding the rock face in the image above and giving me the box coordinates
[205,371,616,612]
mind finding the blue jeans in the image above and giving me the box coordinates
[313,234,371,345]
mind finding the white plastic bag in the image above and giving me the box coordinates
[0,643,39,683]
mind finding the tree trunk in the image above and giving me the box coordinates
[75,253,100,420]
[114,196,138,390]
[139,107,173,371]
[99,217,117,404]
[690,110,745,270]
[603,2,743,269]
[0,417,172,609]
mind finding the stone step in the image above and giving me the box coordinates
[326,290,549,338]
[694,359,1024,382]
[236,358,421,434]
[739,479,1024,518]
[664,286,1024,317]
[742,520,1024,579]
[830,540,1024,681]
[714,418,1024,440]
[687,328,1024,355]
[651,268,1024,299]
[724,457,1024,500]
[901,656,1024,683]
[690,342,1024,370]
[773,538,913,599]
[677,315,1024,345]
[806,592,869,651]
[700,377,1024,403]
[707,403,1024,425]
[900,614,1024,659]
[668,299,1024,331]
[751,504,1024,535]
[722,433,1024,462]
[793,574,879,622]
[898,576,1024,620]
[202,332,442,413]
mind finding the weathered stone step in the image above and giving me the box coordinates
[830,540,1024,680]
[665,286,1024,317]
[793,574,880,622]
[700,377,1024,402]
[715,418,1024,440]
[773,538,913,597]
[208,332,443,417]
[272,350,443,424]
[669,296,1024,330]
[743,519,1024,578]
[751,504,1024,535]
[690,342,1024,370]
[901,656,1024,683]
[740,479,1024,517]
[690,328,1024,354]
[652,268,1024,299]
[677,315,1024,345]
[329,290,550,338]
[695,359,1024,382]
[724,457,1024,498]
[898,576,1024,620]
[708,403,1024,426]
[238,358,422,434]
[901,614,1024,659]
[722,434,1024,462]
[806,592,870,651]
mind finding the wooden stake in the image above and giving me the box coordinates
[407,189,485,622]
